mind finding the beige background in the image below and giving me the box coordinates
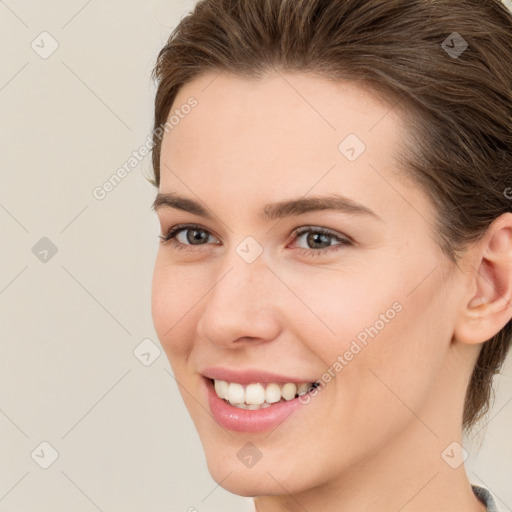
[0,1,511,511]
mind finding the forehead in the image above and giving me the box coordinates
[164,71,402,160]
[158,71,424,224]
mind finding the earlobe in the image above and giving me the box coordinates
[453,213,512,346]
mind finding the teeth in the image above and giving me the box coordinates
[227,383,245,405]
[212,379,315,407]
[214,379,229,399]
[281,383,297,401]
[246,383,266,405]
[231,402,272,410]
[297,382,310,396]
[265,383,281,404]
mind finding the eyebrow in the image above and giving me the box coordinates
[152,192,381,222]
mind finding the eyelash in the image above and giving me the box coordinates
[158,223,353,256]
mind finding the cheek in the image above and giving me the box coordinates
[279,263,404,356]
[332,269,453,432]
[301,254,452,424]
[151,255,200,359]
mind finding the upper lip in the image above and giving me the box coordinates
[201,367,315,384]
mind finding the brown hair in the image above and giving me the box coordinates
[150,0,512,431]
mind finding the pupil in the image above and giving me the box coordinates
[308,232,330,249]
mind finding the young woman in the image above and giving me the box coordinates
[149,1,512,510]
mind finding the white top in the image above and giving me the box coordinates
[472,484,501,512]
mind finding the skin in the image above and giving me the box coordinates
[151,71,512,512]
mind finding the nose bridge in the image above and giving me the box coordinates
[196,244,280,345]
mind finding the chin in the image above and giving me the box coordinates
[202,443,320,498]
[205,461,287,497]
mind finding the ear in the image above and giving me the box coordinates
[453,212,512,346]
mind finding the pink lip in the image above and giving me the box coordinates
[201,367,315,385]
[204,377,310,433]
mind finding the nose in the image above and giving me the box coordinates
[196,253,282,349]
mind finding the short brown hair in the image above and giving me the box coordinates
[150,0,512,430]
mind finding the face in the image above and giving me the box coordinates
[151,71,463,497]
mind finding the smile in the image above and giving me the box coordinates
[213,379,317,409]
[201,369,321,433]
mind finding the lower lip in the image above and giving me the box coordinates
[205,378,310,433]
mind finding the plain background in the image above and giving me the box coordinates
[0,1,511,511]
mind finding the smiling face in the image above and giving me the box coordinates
[151,71,470,498]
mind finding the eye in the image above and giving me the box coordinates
[159,224,353,255]
[159,223,220,251]
[289,226,352,256]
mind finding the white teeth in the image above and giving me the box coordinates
[245,383,266,405]
[231,402,272,410]
[212,379,315,407]
[214,379,229,400]
[281,383,297,401]
[227,382,245,405]
[265,383,282,404]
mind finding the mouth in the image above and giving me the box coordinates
[201,370,321,433]
[212,378,319,410]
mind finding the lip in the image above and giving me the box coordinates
[204,377,311,433]
[201,367,316,385]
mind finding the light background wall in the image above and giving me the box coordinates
[0,1,510,511]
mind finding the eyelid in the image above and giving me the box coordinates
[159,223,220,246]
[290,225,353,245]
